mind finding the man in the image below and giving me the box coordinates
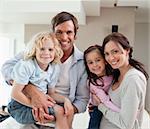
[1,12,89,129]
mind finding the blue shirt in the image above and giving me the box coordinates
[11,58,60,94]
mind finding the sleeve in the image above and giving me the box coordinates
[72,60,90,113]
[48,64,60,89]
[1,51,24,85]
[95,88,120,112]
[11,60,33,85]
[98,74,146,129]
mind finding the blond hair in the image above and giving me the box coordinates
[24,31,63,64]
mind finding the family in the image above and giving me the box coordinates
[1,11,150,129]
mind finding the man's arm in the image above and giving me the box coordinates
[72,60,90,113]
[72,104,78,113]
[1,52,24,85]
[23,84,56,123]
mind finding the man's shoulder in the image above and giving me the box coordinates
[73,46,83,60]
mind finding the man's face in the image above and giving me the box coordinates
[54,20,76,52]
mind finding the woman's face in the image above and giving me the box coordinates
[104,40,129,69]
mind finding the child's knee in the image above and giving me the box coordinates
[54,105,65,116]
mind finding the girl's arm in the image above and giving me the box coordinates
[11,81,31,107]
[95,88,120,112]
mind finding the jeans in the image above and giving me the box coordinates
[88,106,103,129]
[8,99,55,124]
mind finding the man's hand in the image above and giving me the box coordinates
[23,84,56,123]
[31,94,56,123]
[31,94,55,113]
[64,98,74,116]
[32,107,55,124]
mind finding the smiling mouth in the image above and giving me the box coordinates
[41,57,50,59]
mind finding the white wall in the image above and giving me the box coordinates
[24,24,49,44]
[25,8,135,52]
[135,23,150,113]
[77,8,135,51]
[0,23,25,54]
[135,23,149,70]
[0,23,25,107]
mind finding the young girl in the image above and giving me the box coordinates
[7,32,73,129]
[84,45,120,129]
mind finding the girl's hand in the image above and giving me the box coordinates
[92,94,101,106]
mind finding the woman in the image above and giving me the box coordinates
[93,32,149,129]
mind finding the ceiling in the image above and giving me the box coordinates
[0,0,149,25]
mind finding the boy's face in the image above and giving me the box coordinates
[54,20,76,53]
[36,39,55,70]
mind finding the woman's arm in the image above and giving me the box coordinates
[98,75,146,129]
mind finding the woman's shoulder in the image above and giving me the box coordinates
[126,68,145,77]
[125,68,146,84]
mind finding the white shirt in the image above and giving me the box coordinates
[55,55,73,97]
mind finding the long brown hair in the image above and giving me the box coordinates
[102,32,149,81]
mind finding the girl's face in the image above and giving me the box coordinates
[36,39,55,70]
[104,40,129,70]
[86,50,106,77]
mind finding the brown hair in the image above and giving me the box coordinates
[84,45,113,87]
[51,11,79,36]
[102,32,149,80]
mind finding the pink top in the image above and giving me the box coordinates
[89,76,120,112]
